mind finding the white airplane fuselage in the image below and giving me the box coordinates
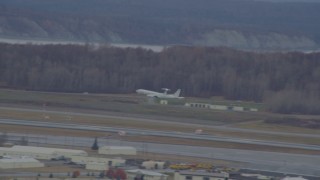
[136,89,183,99]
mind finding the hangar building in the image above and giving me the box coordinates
[141,160,166,170]
[71,156,126,167]
[0,145,88,160]
[126,169,168,180]
[0,156,44,169]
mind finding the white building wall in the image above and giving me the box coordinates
[53,150,87,158]
[126,170,168,180]
[210,105,228,110]
[0,147,54,160]
[250,108,258,112]
[0,158,44,169]
[174,172,228,180]
[0,146,87,160]
[71,156,125,166]
[141,161,165,170]
[233,106,244,111]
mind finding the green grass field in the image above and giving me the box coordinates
[1,88,319,134]
[1,88,320,154]
[0,89,267,125]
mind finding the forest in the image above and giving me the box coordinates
[0,43,320,114]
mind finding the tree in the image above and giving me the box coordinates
[91,137,99,150]
[106,169,115,179]
[107,168,127,180]
[0,132,7,146]
[2,44,320,114]
[114,168,127,180]
[72,170,80,178]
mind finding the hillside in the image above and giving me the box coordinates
[1,0,320,51]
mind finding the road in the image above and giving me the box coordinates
[3,132,320,176]
[1,118,320,151]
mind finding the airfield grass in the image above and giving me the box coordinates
[2,90,320,178]
[1,124,319,155]
[0,89,266,124]
[1,106,320,146]
[1,89,320,146]
[233,120,320,135]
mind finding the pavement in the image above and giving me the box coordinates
[3,132,320,176]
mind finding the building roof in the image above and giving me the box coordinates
[11,145,87,155]
[0,157,40,163]
[126,169,168,177]
[178,171,229,178]
[282,177,308,180]
[142,160,165,164]
[86,162,108,165]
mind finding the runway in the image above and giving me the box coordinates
[0,118,320,151]
[1,106,319,139]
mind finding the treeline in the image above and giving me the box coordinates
[0,43,320,114]
[1,0,320,50]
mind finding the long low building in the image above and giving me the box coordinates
[0,156,44,169]
[71,156,126,167]
[0,145,88,160]
[141,160,166,170]
[174,171,229,180]
[126,169,168,180]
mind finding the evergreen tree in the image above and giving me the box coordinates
[91,137,99,150]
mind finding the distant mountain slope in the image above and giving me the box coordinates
[1,0,320,51]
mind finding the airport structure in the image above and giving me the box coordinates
[98,146,137,155]
[185,103,258,112]
[71,156,126,167]
[141,160,166,170]
[174,171,229,180]
[281,177,308,180]
[0,145,88,160]
[126,169,168,180]
[0,156,44,169]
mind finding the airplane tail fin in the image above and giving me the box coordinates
[174,89,181,97]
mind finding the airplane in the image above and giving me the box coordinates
[136,88,184,99]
